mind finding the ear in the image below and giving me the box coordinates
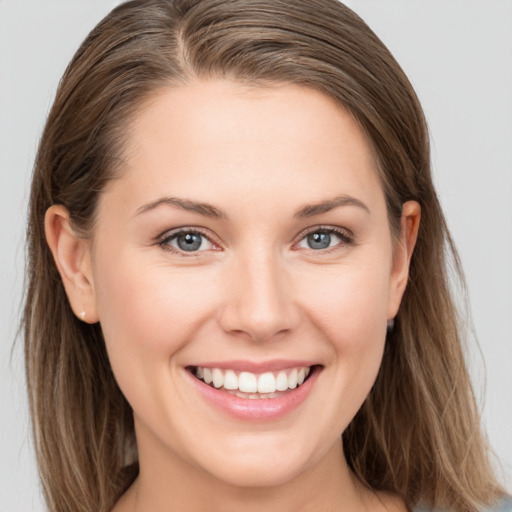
[44,205,99,323]
[386,200,421,320]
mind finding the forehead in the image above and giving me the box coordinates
[105,79,384,215]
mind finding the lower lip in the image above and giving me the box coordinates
[185,366,321,421]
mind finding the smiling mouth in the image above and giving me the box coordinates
[187,365,317,400]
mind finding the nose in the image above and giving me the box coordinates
[217,248,301,342]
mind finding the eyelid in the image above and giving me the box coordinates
[156,226,222,255]
[293,225,354,251]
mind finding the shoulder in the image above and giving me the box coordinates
[486,497,512,512]
[413,496,512,512]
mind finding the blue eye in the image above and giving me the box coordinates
[160,230,214,253]
[306,232,332,250]
[297,228,352,250]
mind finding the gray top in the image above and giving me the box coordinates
[414,497,512,512]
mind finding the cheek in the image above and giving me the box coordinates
[92,250,219,376]
[296,256,390,421]
[298,257,391,347]
[92,254,225,434]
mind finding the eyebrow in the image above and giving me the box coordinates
[135,197,227,219]
[294,195,370,218]
[135,194,369,220]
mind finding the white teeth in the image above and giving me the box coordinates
[203,368,213,384]
[229,390,281,400]
[288,368,298,389]
[193,365,313,395]
[275,371,288,391]
[257,372,276,393]
[212,368,224,388]
[223,370,238,390]
[238,372,258,393]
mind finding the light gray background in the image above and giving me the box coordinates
[1,1,511,511]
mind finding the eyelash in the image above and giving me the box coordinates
[157,227,219,256]
[296,225,354,253]
[156,225,354,256]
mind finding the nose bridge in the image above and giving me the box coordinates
[219,244,299,341]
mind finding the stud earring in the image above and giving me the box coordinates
[386,318,395,331]
[80,311,86,320]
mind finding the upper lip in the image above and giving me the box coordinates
[187,359,319,373]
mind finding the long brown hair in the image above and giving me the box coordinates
[23,1,505,511]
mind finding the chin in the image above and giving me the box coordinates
[201,455,307,489]
[185,431,328,490]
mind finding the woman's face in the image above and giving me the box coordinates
[85,79,414,487]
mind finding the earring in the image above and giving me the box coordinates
[386,318,395,332]
[80,311,86,321]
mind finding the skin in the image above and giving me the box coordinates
[46,79,420,512]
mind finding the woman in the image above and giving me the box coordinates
[22,1,510,511]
